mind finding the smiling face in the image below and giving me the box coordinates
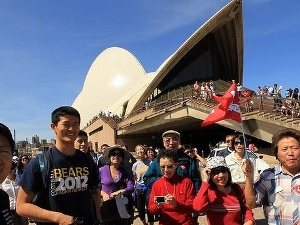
[51,115,80,145]
[0,134,13,183]
[210,166,229,188]
[74,135,89,153]
[147,149,155,161]
[233,137,245,156]
[277,137,300,175]
[135,145,146,159]
[109,150,123,165]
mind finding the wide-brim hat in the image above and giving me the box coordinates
[103,145,131,164]
[206,156,229,169]
[162,130,180,138]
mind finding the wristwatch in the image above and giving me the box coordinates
[71,217,79,224]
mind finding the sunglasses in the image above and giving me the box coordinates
[110,152,123,157]
[234,142,244,146]
[160,165,175,170]
[211,166,228,175]
[226,140,232,143]
[185,151,192,154]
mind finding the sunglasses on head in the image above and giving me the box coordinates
[210,166,228,175]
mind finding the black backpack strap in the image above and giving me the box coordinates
[33,149,51,209]
[231,183,246,224]
[38,149,51,189]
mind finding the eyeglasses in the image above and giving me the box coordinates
[226,140,232,143]
[185,151,192,154]
[110,152,123,157]
[164,137,179,142]
[0,149,12,159]
[160,165,175,170]
[234,142,244,146]
[211,166,228,175]
[22,158,29,161]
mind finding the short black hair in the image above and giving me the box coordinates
[158,149,178,163]
[51,106,81,125]
[272,128,300,159]
[78,130,88,137]
[0,123,15,152]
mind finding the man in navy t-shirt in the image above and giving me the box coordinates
[16,106,101,225]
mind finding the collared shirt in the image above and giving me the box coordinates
[225,152,256,184]
[216,147,233,158]
[0,177,20,210]
[254,166,300,225]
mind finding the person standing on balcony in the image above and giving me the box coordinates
[193,81,200,99]
[237,83,242,97]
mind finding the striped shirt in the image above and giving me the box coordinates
[254,166,300,224]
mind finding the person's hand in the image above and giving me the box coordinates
[193,148,198,154]
[242,159,254,177]
[154,196,163,209]
[244,219,255,225]
[201,167,211,182]
[110,189,123,198]
[101,192,110,201]
[165,194,178,208]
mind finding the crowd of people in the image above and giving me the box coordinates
[256,83,300,117]
[192,81,215,101]
[1,105,300,225]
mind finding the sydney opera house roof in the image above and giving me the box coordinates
[72,0,244,128]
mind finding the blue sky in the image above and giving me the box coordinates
[0,0,299,143]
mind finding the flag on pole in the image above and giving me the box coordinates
[201,80,241,127]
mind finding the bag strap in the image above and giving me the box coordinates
[37,149,51,189]
[32,149,52,213]
[231,183,246,224]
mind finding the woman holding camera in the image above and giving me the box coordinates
[148,150,195,225]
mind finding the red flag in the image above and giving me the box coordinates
[201,80,241,127]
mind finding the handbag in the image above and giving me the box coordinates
[100,196,130,222]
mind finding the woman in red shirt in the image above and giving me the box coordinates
[193,156,255,225]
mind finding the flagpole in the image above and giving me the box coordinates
[239,115,249,159]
